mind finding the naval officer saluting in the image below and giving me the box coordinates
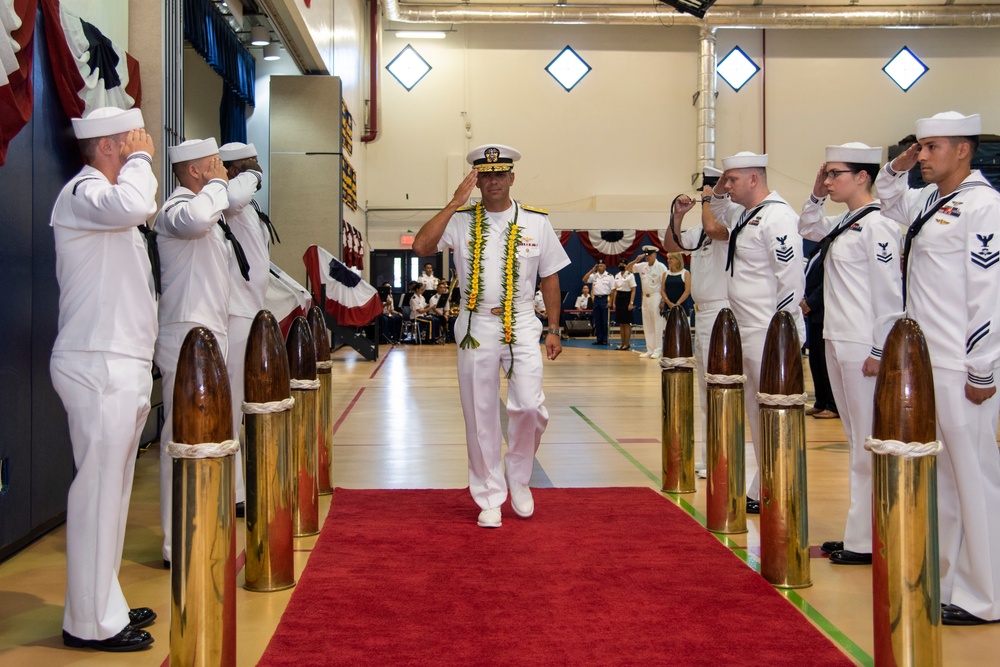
[412,144,570,527]
[51,106,158,651]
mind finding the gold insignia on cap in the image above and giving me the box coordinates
[485,147,500,163]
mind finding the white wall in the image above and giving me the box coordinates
[367,24,1000,244]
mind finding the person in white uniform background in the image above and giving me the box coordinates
[50,107,158,652]
[417,263,439,292]
[412,144,570,528]
[583,259,615,345]
[627,246,667,359]
[665,165,730,477]
[154,138,233,565]
[798,142,902,566]
[701,151,805,514]
[219,142,270,515]
[877,111,1000,625]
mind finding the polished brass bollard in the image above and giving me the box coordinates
[243,310,296,592]
[287,316,320,537]
[169,327,237,667]
[660,305,695,493]
[705,308,747,535]
[758,311,810,589]
[308,306,334,496]
[868,318,941,667]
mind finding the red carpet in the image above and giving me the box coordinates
[259,488,855,666]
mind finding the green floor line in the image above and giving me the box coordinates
[571,405,873,667]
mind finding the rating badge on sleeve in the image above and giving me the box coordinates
[972,234,999,269]
[775,235,795,263]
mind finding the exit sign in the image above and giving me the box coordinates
[400,234,414,248]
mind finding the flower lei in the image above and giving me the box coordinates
[460,202,522,377]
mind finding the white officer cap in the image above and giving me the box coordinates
[466,144,521,172]
[721,151,768,170]
[71,107,144,139]
[168,138,220,164]
[916,112,982,140]
[703,164,723,178]
[642,245,658,254]
[825,142,882,165]
[218,142,258,161]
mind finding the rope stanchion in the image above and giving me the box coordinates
[165,439,240,459]
[316,360,334,370]
[659,356,696,370]
[756,391,808,407]
[243,397,295,414]
[864,436,943,459]
[290,378,320,391]
[705,372,746,385]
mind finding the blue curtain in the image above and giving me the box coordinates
[184,0,255,142]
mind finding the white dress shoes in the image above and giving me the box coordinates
[477,507,502,528]
[650,352,661,359]
[639,351,653,358]
[509,481,535,518]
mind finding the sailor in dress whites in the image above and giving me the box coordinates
[154,138,233,564]
[876,112,1000,625]
[51,107,157,651]
[666,165,731,477]
[412,144,570,528]
[702,151,805,514]
[219,142,270,514]
[799,143,902,565]
[627,246,668,359]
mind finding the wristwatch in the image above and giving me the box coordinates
[548,327,562,336]
[701,196,712,203]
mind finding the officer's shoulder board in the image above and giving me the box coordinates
[521,204,549,215]
[456,205,475,213]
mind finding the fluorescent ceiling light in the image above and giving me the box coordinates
[250,26,269,46]
[395,31,446,39]
[263,43,280,61]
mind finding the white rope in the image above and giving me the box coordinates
[864,436,943,459]
[705,373,747,385]
[316,360,334,370]
[165,439,240,459]
[290,378,321,390]
[242,397,295,415]
[756,391,809,407]
[659,356,696,370]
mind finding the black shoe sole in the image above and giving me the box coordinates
[63,632,154,652]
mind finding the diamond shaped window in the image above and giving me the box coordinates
[545,46,591,92]
[717,46,759,92]
[883,47,928,92]
[386,45,431,91]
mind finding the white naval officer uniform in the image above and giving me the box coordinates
[50,152,158,640]
[153,177,231,562]
[632,258,667,355]
[799,194,901,554]
[710,190,805,500]
[222,169,267,506]
[678,226,730,466]
[877,162,1000,620]
[438,201,570,510]
[417,273,439,292]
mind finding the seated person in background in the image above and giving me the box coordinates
[408,282,439,342]
[428,281,452,343]
[575,284,594,310]
[379,282,403,344]
[534,288,548,341]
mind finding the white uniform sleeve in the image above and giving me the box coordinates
[537,216,571,278]
[875,163,924,228]
[155,180,230,240]
[680,226,706,250]
[963,199,1000,387]
[798,195,839,242]
[710,194,741,230]
[767,211,806,340]
[437,213,463,252]
[224,170,262,217]
[865,215,903,358]
[64,155,157,230]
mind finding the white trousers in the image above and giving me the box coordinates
[933,367,1000,619]
[155,322,228,561]
[456,310,548,510]
[741,328,766,501]
[51,351,152,640]
[694,304,727,467]
[641,294,665,355]
[227,314,252,505]
[825,340,876,553]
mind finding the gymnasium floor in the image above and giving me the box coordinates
[1,336,998,665]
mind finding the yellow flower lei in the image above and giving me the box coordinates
[459,201,522,369]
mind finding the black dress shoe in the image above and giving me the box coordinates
[820,540,844,555]
[942,604,1000,626]
[128,607,157,629]
[163,559,170,569]
[235,501,245,518]
[63,626,154,652]
[746,497,760,514]
[829,549,872,565]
